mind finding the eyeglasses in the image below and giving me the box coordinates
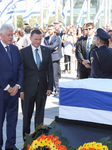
[86,27,93,31]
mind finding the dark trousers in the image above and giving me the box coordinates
[79,68,91,79]
[0,92,18,149]
[64,55,71,71]
[52,60,59,92]
[21,84,47,140]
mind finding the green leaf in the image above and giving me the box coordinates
[98,136,110,144]
[22,148,27,150]
[25,133,33,145]
[50,120,55,125]
[67,146,77,150]
[60,136,70,147]
[35,123,43,131]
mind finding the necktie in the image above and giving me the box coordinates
[35,49,41,69]
[87,37,91,60]
[5,46,12,63]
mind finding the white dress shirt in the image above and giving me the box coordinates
[31,44,42,63]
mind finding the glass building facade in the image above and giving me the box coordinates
[62,0,112,28]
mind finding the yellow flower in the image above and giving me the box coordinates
[95,142,102,149]
[28,146,34,150]
[49,142,58,150]
[101,145,109,150]
[37,138,45,147]
[89,141,96,147]
[31,140,39,149]
[77,146,83,150]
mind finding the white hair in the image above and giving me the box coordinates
[0,24,13,35]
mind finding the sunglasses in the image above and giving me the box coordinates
[86,27,93,31]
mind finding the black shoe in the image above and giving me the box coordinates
[5,146,19,150]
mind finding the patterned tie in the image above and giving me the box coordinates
[87,37,91,60]
[35,49,41,69]
[5,46,12,63]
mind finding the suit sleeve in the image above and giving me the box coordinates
[45,37,60,50]
[76,40,84,62]
[16,48,23,87]
[20,50,24,92]
[47,49,53,91]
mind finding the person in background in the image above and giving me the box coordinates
[54,29,63,79]
[90,28,112,78]
[62,26,76,74]
[20,29,53,140]
[76,23,97,79]
[108,30,112,49]
[75,23,88,79]
[22,25,31,47]
[76,27,82,40]
[0,24,23,150]
[23,23,29,34]
[106,23,111,32]
[44,25,60,96]
[15,30,24,50]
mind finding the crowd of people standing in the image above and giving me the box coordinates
[0,21,112,150]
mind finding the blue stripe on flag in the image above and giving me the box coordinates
[59,88,112,111]
[0,0,13,17]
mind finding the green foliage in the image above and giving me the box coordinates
[98,136,110,144]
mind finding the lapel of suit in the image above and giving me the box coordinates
[45,36,50,45]
[0,42,12,64]
[49,34,55,45]
[82,36,87,53]
[28,45,38,69]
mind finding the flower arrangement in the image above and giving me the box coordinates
[22,121,76,150]
[77,136,112,150]
[22,121,112,150]
[77,142,108,150]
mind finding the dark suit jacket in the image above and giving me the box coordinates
[44,34,60,61]
[20,45,53,96]
[91,46,112,78]
[0,42,23,98]
[76,36,97,71]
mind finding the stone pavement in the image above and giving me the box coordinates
[2,57,77,150]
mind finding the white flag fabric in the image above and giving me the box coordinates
[0,0,26,24]
[93,0,105,25]
[44,0,55,25]
[62,0,70,26]
[0,0,13,24]
[0,0,13,18]
[7,0,26,15]
[76,0,87,27]
[23,0,40,20]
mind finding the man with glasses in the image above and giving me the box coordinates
[90,28,112,78]
[76,23,97,79]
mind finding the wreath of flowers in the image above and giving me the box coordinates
[23,121,112,150]
[23,121,76,150]
[77,141,108,150]
[27,134,67,150]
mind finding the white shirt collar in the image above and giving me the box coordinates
[1,40,8,48]
[31,44,41,52]
[88,34,94,40]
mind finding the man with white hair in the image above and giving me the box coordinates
[0,24,23,150]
